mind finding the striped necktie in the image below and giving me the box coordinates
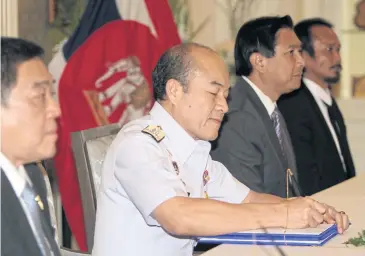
[20,182,56,256]
[271,107,286,157]
[271,106,303,197]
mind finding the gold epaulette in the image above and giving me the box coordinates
[141,125,165,143]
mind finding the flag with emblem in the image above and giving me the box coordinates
[48,0,180,250]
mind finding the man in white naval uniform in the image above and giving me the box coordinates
[92,43,349,256]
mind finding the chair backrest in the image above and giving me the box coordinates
[71,123,121,251]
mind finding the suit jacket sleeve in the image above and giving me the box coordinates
[278,95,317,195]
[211,111,266,193]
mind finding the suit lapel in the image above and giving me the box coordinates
[237,77,287,169]
[1,166,60,255]
[1,170,43,255]
[302,84,355,178]
[302,84,342,155]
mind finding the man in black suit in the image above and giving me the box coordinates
[278,18,356,196]
[1,37,61,256]
[211,16,304,197]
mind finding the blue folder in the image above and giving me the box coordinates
[198,224,338,246]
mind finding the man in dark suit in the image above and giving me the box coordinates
[211,16,304,198]
[278,18,356,196]
[1,37,61,256]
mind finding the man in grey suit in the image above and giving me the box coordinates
[211,16,304,198]
[1,37,62,256]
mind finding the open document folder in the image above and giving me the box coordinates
[198,224,338,246]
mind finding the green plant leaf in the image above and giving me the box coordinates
[344,230,365,247]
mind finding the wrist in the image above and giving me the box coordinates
[257,203,288,228]
[275,201,289,228]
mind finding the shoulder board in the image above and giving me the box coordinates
[141,125,165,143]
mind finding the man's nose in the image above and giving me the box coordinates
[296,52,305,67]
[217,96,229,114]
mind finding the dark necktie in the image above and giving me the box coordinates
[324,99,350,175]
[326,102,341,140]
[20,182,57,256]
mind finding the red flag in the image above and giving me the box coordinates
[49,0,180,250]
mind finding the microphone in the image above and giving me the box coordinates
[259,226,287,256]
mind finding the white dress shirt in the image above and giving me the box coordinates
[243,76,276,117]
[0,152,31,197]
[92,102,250,256]
[303,78,345,169]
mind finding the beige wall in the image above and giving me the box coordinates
[18,0,51,61]
[0,0,54,62]
[0,0,18,37]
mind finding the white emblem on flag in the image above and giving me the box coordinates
[94,56,151,125]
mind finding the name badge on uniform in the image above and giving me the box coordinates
[142,125,165,142]
[203,170,210,185]
[203,170,210,199]
[172,161,179,175]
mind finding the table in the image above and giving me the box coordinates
[201,173,365,255]
[202,245,365,256]
[312,173,365,247]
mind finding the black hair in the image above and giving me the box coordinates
[152,42,215,101]
[1,37,44,106]
[234,15,294,76]
[294,18,333,58]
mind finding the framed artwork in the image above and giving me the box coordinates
[355,0,365,30]
[353,76,365,98]
[353,0,365,98]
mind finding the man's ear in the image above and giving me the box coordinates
[249,53,266,73]
[165,79,184,105]
[0,104,15,126]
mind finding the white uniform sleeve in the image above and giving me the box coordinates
[113,134,186,226]
[207,158,250,204]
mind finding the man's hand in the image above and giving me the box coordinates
[321,204,350,234]
[282,197,350,234]
[283,197,326,229]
